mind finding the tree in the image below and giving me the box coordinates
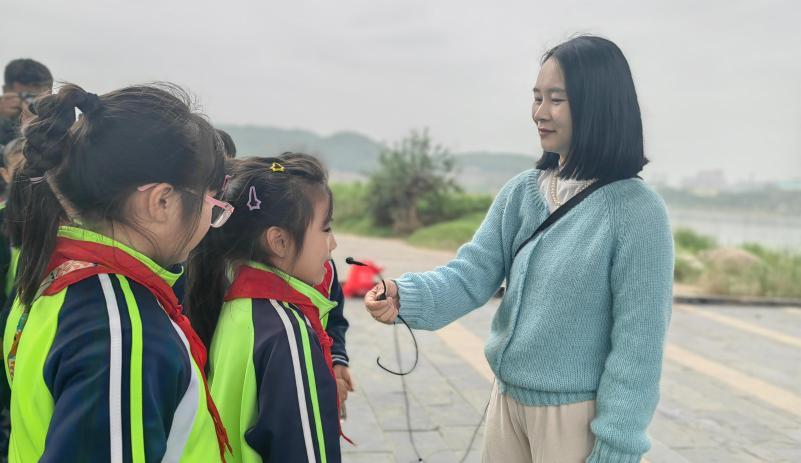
[367,129,458,233]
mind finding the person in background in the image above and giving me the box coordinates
[0,138,24,202]
[0,59,53,145]
[217,129,237,159]
[0,138,25,302]
[0,138,25,318]
[0,137,24,463]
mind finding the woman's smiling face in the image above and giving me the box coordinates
[533,58,572,158]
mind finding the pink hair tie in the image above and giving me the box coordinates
[29,176,46,184]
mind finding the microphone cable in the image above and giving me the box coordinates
[346,257,423,461]
[346,257,490,462]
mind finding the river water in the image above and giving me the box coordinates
[668,208,801,250]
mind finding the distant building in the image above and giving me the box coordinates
[680,170,728,196]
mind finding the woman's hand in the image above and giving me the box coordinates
[364,280,399,324]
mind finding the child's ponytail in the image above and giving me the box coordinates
[186,229,232,350]
[15,82,225,308]
[16,84,95,307]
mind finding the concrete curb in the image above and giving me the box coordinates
[674,294,801,308]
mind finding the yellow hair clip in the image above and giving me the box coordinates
[270,162,285,173]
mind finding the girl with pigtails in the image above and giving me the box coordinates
[3,83,233,462]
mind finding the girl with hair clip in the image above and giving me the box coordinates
[365,35,674,463]
[2,83,233,462]
[186,153,343,463]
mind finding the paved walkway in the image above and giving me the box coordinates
[333,234,801,463]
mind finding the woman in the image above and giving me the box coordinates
[364,35,673,463]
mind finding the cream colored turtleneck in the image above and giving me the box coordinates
[537,168,596,212]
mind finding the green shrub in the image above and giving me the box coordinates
[739,243,801,299]
[366,130,458,233]
[697,248,766,297]
[673,228,717,254]
[675,251,704,283]
[331,182,368,222]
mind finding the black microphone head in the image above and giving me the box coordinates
[345,257,364,266]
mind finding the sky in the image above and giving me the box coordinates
[2,0,800,185]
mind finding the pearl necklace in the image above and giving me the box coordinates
[548,169,595,208]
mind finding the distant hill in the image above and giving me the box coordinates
[219,125,537,192]
[455,151,540,193]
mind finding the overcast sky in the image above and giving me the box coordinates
[3,0,800,184]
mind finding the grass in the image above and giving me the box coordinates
[407,212,486,250]
[335,217,394,238]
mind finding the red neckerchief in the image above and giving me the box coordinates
[44,237,232,462]
[224,263,355,445]
[314,260,335,298]
[224,264,336,381]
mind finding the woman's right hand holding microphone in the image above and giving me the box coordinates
[364,280,400,324]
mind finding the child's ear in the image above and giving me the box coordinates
[264,227,290,259]
[142,183,178,224]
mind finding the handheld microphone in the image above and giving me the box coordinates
[344,256,417,374]
[345,257,387,300]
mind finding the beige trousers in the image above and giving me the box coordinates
[481,383,596,463]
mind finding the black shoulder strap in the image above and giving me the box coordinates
[512,177,616,260]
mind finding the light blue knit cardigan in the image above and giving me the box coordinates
[396,169,674,462]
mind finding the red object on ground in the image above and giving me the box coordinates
[342,259,383,297]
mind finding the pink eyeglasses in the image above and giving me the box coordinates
[137,183,234,228]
